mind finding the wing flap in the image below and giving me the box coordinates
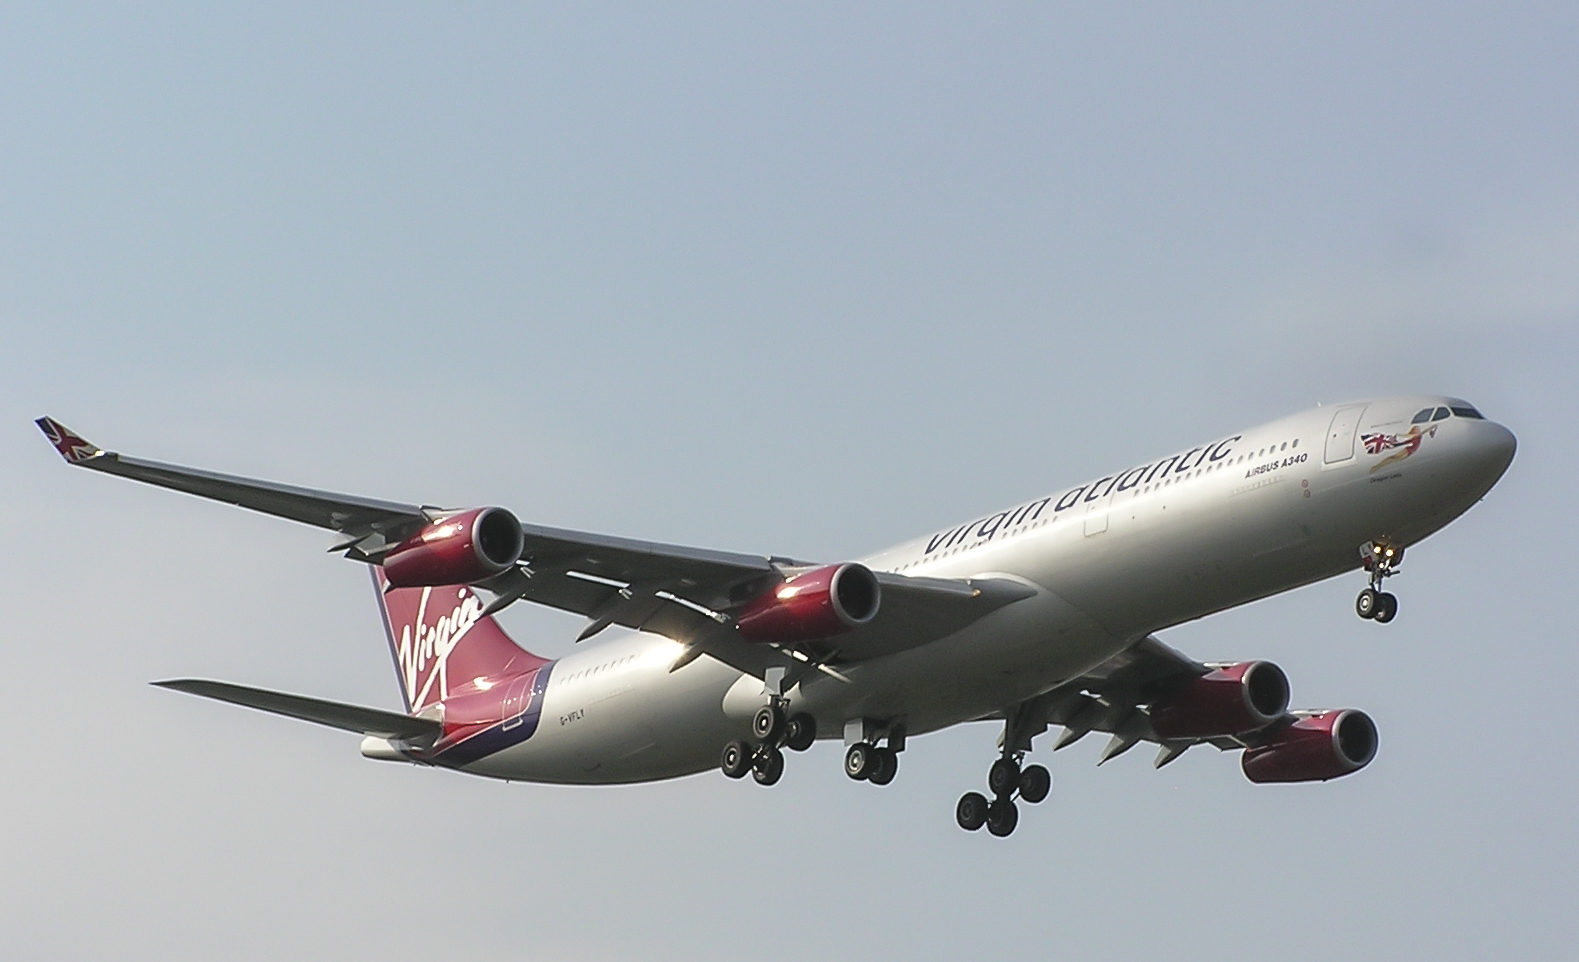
[154,679,441,740]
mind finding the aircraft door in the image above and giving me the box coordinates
[1083,480,1114,536]
[1323,405,1368,464]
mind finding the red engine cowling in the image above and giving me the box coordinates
[382,507,525,588]
[736,563,880,644]
[1149,661,1290,740]
[1241,709,1379,783]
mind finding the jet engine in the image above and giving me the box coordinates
[381,507,525,588]
[1149,661,1290,739]
[1240,709,1378,783]
[736,563,881,644]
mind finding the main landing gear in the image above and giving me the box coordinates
[844,718,904,786]
[957,706,1051,837]
[1356,542,1402,624]
[956,757,1051,837]
[720,703,818,787]
[844,739,899,785]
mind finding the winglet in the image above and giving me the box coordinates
[35,417,104,463]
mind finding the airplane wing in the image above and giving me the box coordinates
[39,418,1031,671]
[1005,636,1295,768]
[34,416,770,578]
[154,679,441,741]
[35,417,431,534]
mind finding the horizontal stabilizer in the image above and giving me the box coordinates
[153,679,441,741]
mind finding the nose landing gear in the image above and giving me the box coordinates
[1356,542,1402,623]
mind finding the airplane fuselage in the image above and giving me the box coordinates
[457,395,1516,784]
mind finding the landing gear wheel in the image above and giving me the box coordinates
[956,792,989,831]
[844,742,877,781]
[1356,588,1378,620]
[1018,764,1051,804]
[986,798,1019,837]
[1373,591,1398,623]
[987,757,1022,798]
[784,713,817,752]
[752,704,786,743]
[868,748,899,786]
[751,746,784,786]
[720,739,752,779]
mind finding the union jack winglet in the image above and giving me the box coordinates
[35,417,103,463]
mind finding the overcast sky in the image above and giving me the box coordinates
[3,4,1576,960]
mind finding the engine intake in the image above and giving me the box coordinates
[736,563,881,644]
[1241,709,1378,783]
[382,507,525,588]
[1149,661,1290,740]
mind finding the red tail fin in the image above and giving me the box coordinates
[369,568,547,712]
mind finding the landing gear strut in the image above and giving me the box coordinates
[957,705,1051,837]
[1356,542,1402,623]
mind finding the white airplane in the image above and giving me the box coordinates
[37,396,1515,836]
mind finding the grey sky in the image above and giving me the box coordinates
[3,4,1576,960]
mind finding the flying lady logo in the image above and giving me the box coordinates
[396,587,486,709]
[1361,424,1437,473]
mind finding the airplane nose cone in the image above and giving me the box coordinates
[1471,420,1517,487]
[1486,421,1516,466]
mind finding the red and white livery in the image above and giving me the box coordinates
[36,395,1515,836]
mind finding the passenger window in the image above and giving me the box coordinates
[1411,408,1433,424]
[1292,439,1298,448]
[1431,407,1450,421]
[1280,442,1287,451]
[1450,406,1484,419]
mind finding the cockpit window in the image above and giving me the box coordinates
[1411,408,1434,424]
[1431,407,1451,421]
[1450,405,1484,419]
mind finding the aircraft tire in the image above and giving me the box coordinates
[868,748,898,785]
[986,798,1019,837]
[784,713,817,752]
[844,742,876,780]
[1373,592,1398,623]
[1019,764,1051,804]
[721,739,752,779]
[987,758,1021,798]
[751,746,785,786]
[956,792,989,831]
[1356,588,1378,619]
[752,704,786,743]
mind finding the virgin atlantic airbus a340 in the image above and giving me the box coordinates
[37,397,1514,837]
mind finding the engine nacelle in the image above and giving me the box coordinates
[1241,709,1378,783]
[382,507,525,588]
[1149,661,1290,740]
[736,563,880,644]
